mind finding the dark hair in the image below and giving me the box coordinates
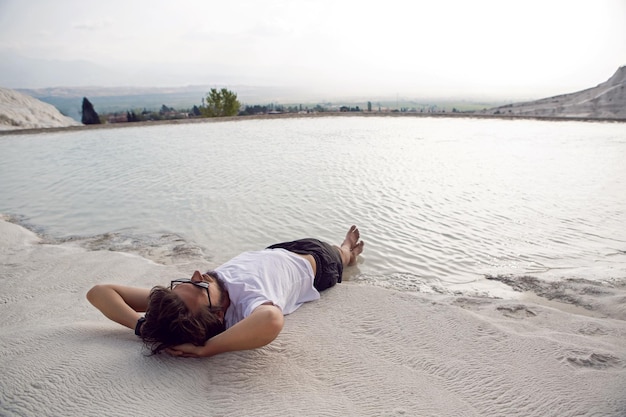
[140,285,226,355]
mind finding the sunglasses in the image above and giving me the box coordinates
[170,278,215,310]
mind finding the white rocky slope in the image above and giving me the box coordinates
[0,87,80,130]
[487,66,626,119]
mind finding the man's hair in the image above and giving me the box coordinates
[140,283,226,354]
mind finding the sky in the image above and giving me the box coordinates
[0,0,625,100]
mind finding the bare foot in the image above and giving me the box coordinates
[340,225,364,266]
[342,225,360,250]
[348,241,365,266]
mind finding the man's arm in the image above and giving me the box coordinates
[86,284,151,330]
[167,303,284,358]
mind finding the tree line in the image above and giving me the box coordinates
[81,87,343,125]
[81,88,243,125]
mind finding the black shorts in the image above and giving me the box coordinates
[267,238,343,292]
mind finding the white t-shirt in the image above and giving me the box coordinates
[215,248,319,329]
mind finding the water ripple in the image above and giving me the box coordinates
[1,117,625,294]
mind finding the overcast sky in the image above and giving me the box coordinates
[0,0,624,99]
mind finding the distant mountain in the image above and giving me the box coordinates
[0,87,80,130]
[485,67,626,120]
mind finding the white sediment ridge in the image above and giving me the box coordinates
[1,217,625,416]
[0,87,79,130]
[487,66,626,119]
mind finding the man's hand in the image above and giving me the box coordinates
[166,304,284,358]
[166,343,205,358]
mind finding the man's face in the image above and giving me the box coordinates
[172,271,219,313]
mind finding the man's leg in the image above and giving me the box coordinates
[266,226,364,291]
[335,225,365,266]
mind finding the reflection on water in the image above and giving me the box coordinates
[1,116,625,295]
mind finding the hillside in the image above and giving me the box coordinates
[486,67,626,119]
[0,87,80,130]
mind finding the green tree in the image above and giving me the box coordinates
[201,88,241,117]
